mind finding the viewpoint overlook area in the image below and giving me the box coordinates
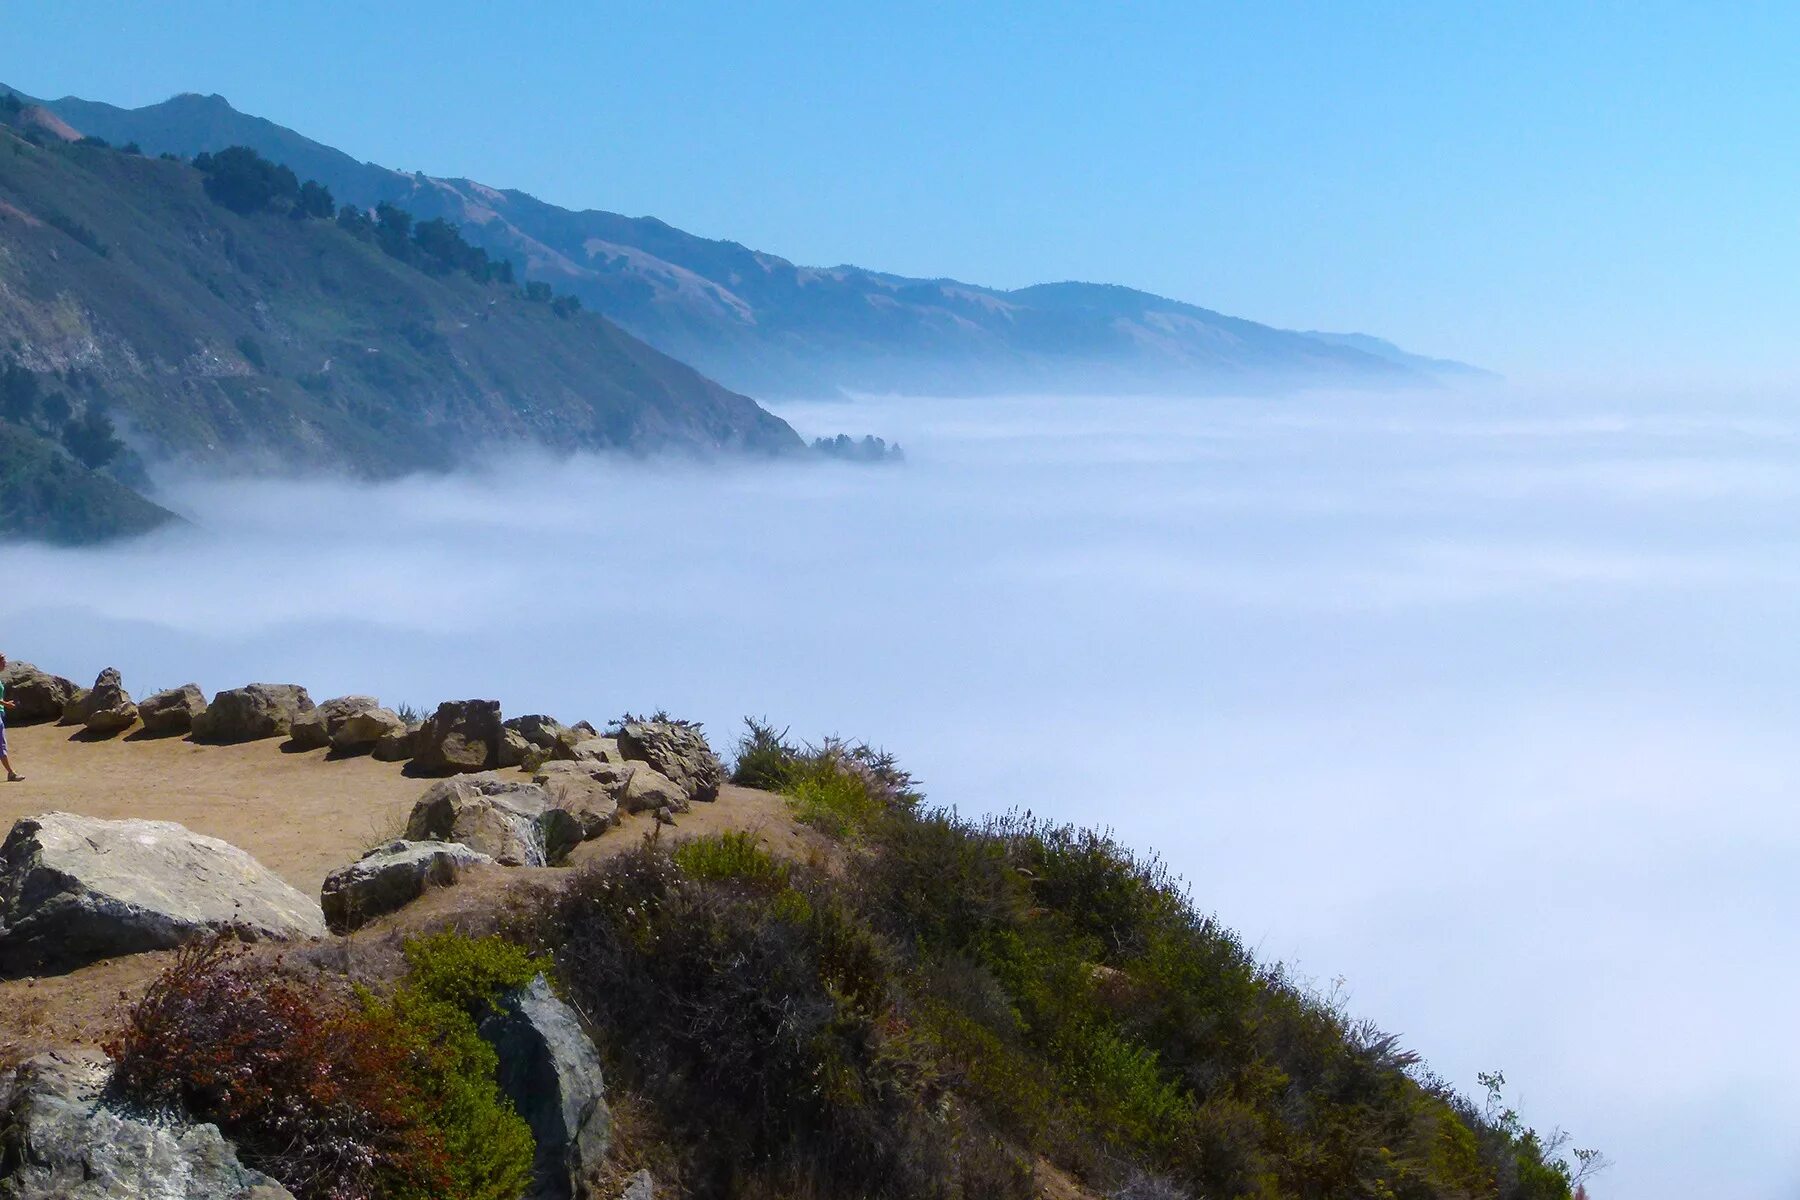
[0,659,1586,1200]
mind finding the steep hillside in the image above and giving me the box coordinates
[22,88,1480,398]
[0,110,800,490]
[0,419,174,542]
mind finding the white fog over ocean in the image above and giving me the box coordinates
[6,387,1798,1199]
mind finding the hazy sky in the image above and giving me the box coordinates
[7,1,1799,381]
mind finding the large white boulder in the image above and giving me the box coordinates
[0,813,326,976]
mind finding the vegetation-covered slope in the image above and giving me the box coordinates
[0,417,173,542]
[21,87,1473,399]
[0,107,800,488]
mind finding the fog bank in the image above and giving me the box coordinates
[6,386,1799,1199]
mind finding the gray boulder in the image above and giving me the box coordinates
[191,684,316,744]
[615,720,726,803]
[0,812,327,976]
[530,762,624,837]
[0,662,76,726]
[498,727,532,769]
[506,714,570,750]
[618,1170,655,1200]
[535,760,683,819]
[412,699,503,774]
[319,839,492,934]
[57,689,88,726]
[286,694,381,751]
[478,975,610,1200]
[78,668,137,735]
[403,775,582,867]
[0,1052,295,1199]
[137,684,207,736]
[371,725,418,762]
[554,733,626,766]
[333,705,408,753]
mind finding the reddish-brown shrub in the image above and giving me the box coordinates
[106,939,450,1200]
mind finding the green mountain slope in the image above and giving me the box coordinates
[0,113,801,491]
[0,419,174,543]
[21,87,1486,398]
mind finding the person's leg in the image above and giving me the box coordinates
[0,723,16,780]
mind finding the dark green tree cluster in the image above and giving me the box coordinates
[1,358,124,469]
[192,145,336,221]
[357,201,514,286]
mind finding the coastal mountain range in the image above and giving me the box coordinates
[0,98,801,541]
[11,86,1490,398]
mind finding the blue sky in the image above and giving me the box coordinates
[6,1,1798,379]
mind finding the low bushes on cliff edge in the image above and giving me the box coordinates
[106,933,538,1200]
[699,719,1593,1200]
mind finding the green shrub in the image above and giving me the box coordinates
[672,830,788,888]
[108,934,539,1200]
[365,933,540,1200]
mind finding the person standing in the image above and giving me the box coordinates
[0,653,23,782]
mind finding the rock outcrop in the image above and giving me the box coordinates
[615,719,726,803]
[412,699,503,774]
[137,683,207,735]
[0,662,76,726]
[319,839,492,933]
[403,775,582,867]
[0,1052,295,1199]
[529,763,626,836]
[478,975,610,1200]
[506,714,570,750]
[371,724,418,762]
[0,813,326,976]
[191,684,316,744]
[534,761,683,821]
[77,668,137,735]
[287,694,380,750]
[332,703,408,753]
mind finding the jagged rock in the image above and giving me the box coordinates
[333,705,408,752]
[615,720,726,803]
[0,1051,295,1199]
[319,839,492,934]
[530,762,623,837]
[0,812,327,976]
[506,713,570,750]
[137,683,206,735]
[0,662,76,725]
[286,709,330,750]
[78,668,137,735]
[499,727,532,769]
[618,1170,655,1200]
[191,684,315,744]
[478,975,610,1200]
[533,759,685,819]
[554,733,626,765]
[403,774,581,867]
[371,725,417,762]
[58,689,88,726]
[412,699,503,774]
[286,694,381,751]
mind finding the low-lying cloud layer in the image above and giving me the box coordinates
[6,387,1797,1199]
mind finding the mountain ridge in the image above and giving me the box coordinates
[13,86,1489,398]
[0,110,802,541]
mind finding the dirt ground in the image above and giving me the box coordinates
[0,718,810,1057]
